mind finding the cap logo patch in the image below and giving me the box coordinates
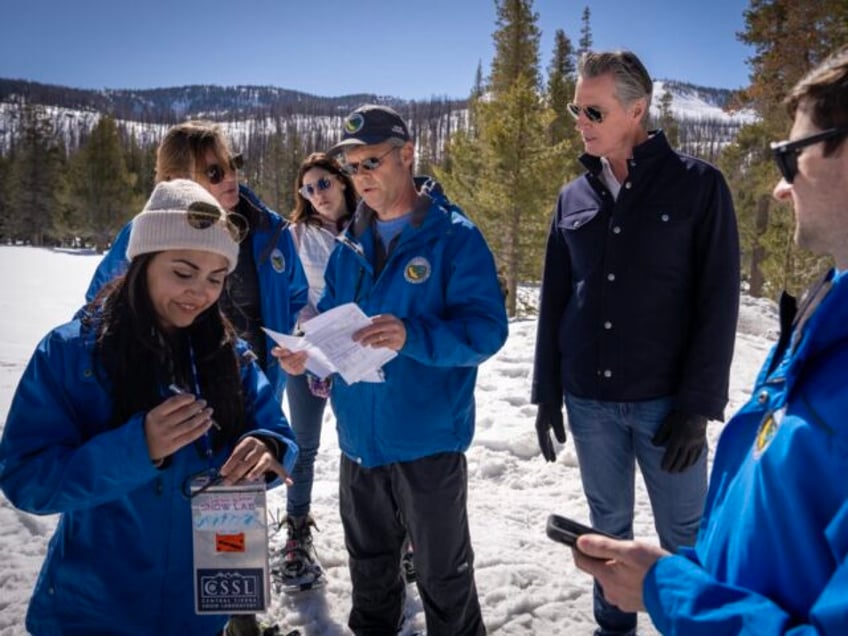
[404,256,431,284]
[345,113,365,134]
[270,248,285,273]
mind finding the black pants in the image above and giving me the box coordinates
[339,452,485,636]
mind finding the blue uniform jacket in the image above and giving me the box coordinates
[644,269,848,634]
[318,189,508,468]
[532,131,739,421]
[85,184,309,402]
[0,316,299,635]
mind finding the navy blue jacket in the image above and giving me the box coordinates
[532,131,739,421]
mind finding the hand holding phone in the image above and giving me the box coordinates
[546,513,619,548]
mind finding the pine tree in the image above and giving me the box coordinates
[546,29,577,145]
[471,61,485,100]
[578,7,593,58]
[489,0,542,96]
[8,103,66,246]
[69,115,138,251]
[254,120,304,215]
[658,89,680,148]
[0,153,11,242]
[435,0,567,316]
[720,0,847,297]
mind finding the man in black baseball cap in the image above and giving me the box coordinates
[281,101,506,635]
[329,104,410,154]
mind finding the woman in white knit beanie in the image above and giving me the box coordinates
[0,179,299,636]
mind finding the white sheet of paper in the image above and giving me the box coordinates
[262,303,396,384]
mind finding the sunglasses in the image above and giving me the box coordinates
[567,103,605,124]
[340,146,398,176]
[770,127,848,184]
[186,201,248,243]
[203,153,243,185]
[299,176,334,199]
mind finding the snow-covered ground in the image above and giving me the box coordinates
[0,246,777,635]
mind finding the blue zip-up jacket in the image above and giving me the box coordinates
[318,187,508,468]
[532,131,739,421]
[85,184,308,402]
[644,269,848,634]
[0,315,299,635]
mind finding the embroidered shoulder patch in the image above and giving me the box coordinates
[404,256,431,284]
[270,248,285,273]
[753,408,783,459]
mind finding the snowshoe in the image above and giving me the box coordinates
[271,514,326,594]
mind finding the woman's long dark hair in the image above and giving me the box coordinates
[290,152,357,229]
[89,254,246,452]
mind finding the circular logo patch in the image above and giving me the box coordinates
[345,113,365,134]
[270,248,285,273]
[404,257,431,284]
[753,408,783,459]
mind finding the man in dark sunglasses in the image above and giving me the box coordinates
[290,104,506,635]
[571,45,848,635]
[532,50,740,636]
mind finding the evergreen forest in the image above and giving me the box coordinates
[0,0,845,316]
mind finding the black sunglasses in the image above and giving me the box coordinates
[341,146,398,176]
[770,127,848,183]
[567,103,605,124]
[186,201,248,243]
[299,176,334,199]
[203,153,244,185]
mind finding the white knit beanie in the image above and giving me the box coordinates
[127,179,239,273]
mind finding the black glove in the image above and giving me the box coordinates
[651,409,708,473]
[535,402,566,462]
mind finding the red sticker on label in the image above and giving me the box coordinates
[216,533,246,552]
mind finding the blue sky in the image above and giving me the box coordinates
[1,0,754,100]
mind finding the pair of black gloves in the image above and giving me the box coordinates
[535,403,707,472]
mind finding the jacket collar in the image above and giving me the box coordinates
[349,193,433,239]
[579,129,671,176]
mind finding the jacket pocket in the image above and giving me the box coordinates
[560,207,601,232]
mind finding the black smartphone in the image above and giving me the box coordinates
[546,513,619,548]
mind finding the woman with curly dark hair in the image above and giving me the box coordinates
[277,152,356,593]
[0,179,298,635]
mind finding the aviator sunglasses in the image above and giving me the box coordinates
[340,146,398,176]
[770,127,848,184]
[203,153,244,185]
[299,176,334,199]
[186,201,248,243]
[567,103,605,124]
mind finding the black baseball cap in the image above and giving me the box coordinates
[329,104,411,155]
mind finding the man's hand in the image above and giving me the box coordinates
[651,409,707,473]
[535,402,566,462]
[572,535,669,613]
[353,313,407,351]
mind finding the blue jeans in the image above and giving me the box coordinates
[564,394,707,636]
[285,373,329,517]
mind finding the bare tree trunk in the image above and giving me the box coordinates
[749,194,770,297]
